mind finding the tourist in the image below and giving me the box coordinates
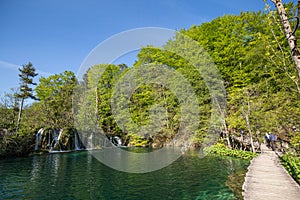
[240,130,245,141]
[264,133,270,148]
[269,132,277,151]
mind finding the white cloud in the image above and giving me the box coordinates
[0,60,53,76]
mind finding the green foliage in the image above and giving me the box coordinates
[35,71,77,128]
[184,7,300,146]
[75,64,124,135]
[126,134,150,147]
[0,133,35,158]
[0,89,20,131]
[204,143,257,160]
[16,62,38,100]
[97,64,123,135]
[0,108,16,130]
[290,132,300,152]
[280,153,300,184]
[0,70,80,155]
[132,41,213,145]
[74,7,300,150]
[15,62,38,131]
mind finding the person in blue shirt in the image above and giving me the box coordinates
[269,132,277,151]
[264,133,270,148]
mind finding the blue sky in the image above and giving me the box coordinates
[0,0,283,97]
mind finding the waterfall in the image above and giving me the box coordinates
[88,133,94,149]
[57,129,63,141]
[34,128,44,151]
[112,136,122,146]
[34,128,86,152]
[50,129,63,152]
[47,130,51,148]
[74,131,80,150]
[115,136,122,146]
[104,136,107,147]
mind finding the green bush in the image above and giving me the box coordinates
[127,134,149,147]
[0,134,35,158]
[204,143,257,160]
[280,153,300,184]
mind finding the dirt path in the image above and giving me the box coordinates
[242,144,300,200]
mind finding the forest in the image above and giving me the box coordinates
[0,2,299,180]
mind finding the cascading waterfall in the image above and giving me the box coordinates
[114,136,122,146]
[34,128,87,152]
[34,128,44,151]
[74,131,80,150]
[47,129,52,148]
[88,133,94,149]
[109,136,122,147]
[50,129,63,152]
[57,129,63,141]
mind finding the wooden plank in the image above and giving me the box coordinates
[242,144,300,200]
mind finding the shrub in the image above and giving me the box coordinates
[280,153,300,184]
[204,143,257,160]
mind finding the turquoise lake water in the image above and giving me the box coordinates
[0,149,249,200]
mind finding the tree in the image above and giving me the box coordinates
[15,62,38,131]
[259,2,300,94]
[35,71,76,128]
[241,89,256,153]
[183,8,300,149]
[0,88,20,131]
[268,0,300,80]
[94,64,123,135]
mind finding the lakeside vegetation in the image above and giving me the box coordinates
[0,2,299,180]
[204,143,258,160]
[281,153,300,184]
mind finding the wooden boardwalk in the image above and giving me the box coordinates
[242,144,300,200]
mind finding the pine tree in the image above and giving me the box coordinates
[15,62,38,132]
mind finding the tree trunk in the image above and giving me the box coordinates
[241,95,256,153]
[271,0,300,79]
[215,97,231,148]
[223,121,231,149]
[16,97,24,132]
[298,0,300,19]
[95,87,99,122]
[245,111,256,153]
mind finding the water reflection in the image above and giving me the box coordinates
[48,154,60,184]
[30,156,40,182]
[0,150,249,200]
